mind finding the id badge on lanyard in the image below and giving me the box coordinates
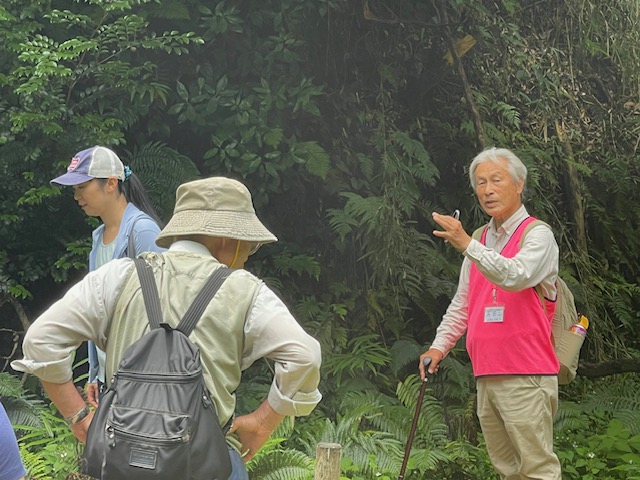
[484,287,505,323]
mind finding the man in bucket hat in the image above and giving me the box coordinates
[13,177,322,480]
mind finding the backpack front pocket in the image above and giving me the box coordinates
[102,405,191,480]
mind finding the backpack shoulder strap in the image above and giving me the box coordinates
[472,219,551,245]
[176,267,232,336]
[127,217,140,259]
[472,223,489,242]
[134,257,163,330]
[518,219,551,248]
[519,219,554,307]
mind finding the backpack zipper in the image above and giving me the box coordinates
[113,370,202,383]
[106,424,190,448]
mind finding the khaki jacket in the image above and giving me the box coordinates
[107,250,261,425]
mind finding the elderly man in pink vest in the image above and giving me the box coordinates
[419,147,561,480]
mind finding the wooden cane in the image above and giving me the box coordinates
[398,357,432,480]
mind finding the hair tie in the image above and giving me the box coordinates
[123,166,132,181]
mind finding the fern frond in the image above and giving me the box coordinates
[554,400,589,432]
[127,141,201,221]
[581,377,640,434]
[0,372,23,397]
[272,250,321,280]
[1,396,44,429]
[290,141,330,180]
[19,446,54,480]
[356,153,375,181]
[248,440,314,480]
[322,333,391,383]
[389,338,423,375]
[0,373,45,428]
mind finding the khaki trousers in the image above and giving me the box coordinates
[476,375,561,480]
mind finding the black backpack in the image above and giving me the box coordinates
[82,258,233,479]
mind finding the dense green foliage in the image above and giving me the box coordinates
[2,0,640,478]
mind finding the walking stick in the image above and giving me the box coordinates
[398,357,432,480]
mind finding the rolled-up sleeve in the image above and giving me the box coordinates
[11,259,134,383]
[242,285,322,417]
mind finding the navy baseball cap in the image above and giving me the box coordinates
[50,146,125,186]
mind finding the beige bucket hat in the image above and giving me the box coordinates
[156,177,278,248]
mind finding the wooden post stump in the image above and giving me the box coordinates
[314,442,342,480]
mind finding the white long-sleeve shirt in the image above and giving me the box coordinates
[431,206,559,356]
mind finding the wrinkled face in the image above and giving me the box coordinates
[72,179,109,217]
[474,159,524,227]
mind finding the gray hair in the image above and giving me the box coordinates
[468,147,527,190]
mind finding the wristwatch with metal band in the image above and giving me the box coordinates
[65,404,90,425]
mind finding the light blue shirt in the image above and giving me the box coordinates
[87,203,164,384]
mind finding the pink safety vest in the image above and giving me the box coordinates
[467,216,559,377]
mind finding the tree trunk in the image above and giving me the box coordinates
[314,443,342,480]
[554,120,588,258]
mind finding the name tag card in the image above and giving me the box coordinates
[484,305,505,323]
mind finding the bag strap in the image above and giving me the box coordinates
[176,267,232,336]
[518,219,550,248]
[126,217,143,259]
[472,219,550,245]
[134,257,164,330]
[518,219,553,303]
[134,258,232,334]
[471,224,488,242]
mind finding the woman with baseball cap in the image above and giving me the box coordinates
[50,145,165,407]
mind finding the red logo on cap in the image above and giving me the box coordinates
[68,156,80,172]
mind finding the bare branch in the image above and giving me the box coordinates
[577,358,640,378]
[9,296,31,332]
[438,0,485,150]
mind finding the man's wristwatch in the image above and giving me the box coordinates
[65,404,91,425]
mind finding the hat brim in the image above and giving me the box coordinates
[50,172,94,186]
[156,210,278,248]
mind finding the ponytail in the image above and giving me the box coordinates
[120,173,164,227]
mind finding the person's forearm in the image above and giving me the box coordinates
[227,399,286,462]
[256,400,285,432]
[41,379,86,419]
[42,379,94,443]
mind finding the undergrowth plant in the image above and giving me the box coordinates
[1,368,87,480]
[17,404,83,480]
[555,376,640,479]
[557,418,640,480]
